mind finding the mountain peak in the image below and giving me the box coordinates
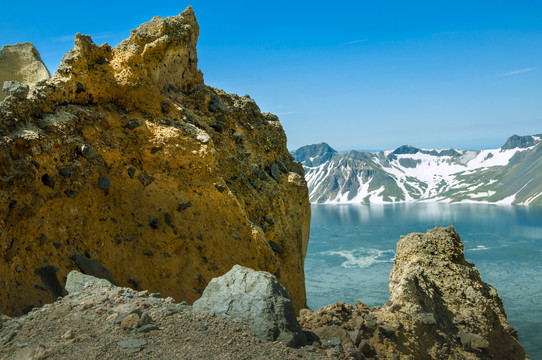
[393,145,420,155]
[501,134,541,150]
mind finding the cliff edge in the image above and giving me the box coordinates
[0,6,310,316]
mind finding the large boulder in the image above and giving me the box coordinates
[65,270,113,293]
[0,42,51,102]
[0,6,310,316]
[193,265,306,347]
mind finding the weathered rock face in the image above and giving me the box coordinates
[300,227,526,360]
[193,265,306,347]
[0,6,310,316]
[0,42,51,102]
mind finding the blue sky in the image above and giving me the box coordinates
[1,1,541,150]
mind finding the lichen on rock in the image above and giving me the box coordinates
[0,6,310,316]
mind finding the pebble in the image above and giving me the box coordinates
[121,313,140,330]
[61,330,75,340]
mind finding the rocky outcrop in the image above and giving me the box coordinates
[193,265,306,347]
[0,42,51,102]
[0,271,325,359]
[299,227,526,359]
[0,6,310,316]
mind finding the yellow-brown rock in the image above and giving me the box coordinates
[0,6,310,316]
[0,42,51,102]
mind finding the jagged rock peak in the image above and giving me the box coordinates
[392,144,419,155]
[501,134,542,150]
[53,6,203,105]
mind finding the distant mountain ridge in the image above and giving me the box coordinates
[292,134,542,205]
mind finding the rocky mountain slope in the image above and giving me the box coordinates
[292,135,542,205]
[0,6,310,316]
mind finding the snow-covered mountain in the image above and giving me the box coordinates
[292,134,542,206]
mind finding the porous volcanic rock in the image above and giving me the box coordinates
[0,42,51,102]
[299,227,527,359]
[0,6,310,316]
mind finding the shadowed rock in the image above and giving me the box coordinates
[34,265,66,300]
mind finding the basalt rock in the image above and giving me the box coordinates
[0,6,310,316]
[0,42,51,102]
[299,227,526,359]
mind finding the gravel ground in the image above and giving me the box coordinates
[0,284,329,360]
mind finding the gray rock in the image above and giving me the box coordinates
[96,176,110,192]
[117,338,146,353]
[0,42,51,102]
[65,270,113,293]
[133,324,158,334]
[139,312,153,327]
[192,264,306,347]
[78,144,99,162]
[2,80,29,99]
[270,163,280,182]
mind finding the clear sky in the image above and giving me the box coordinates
[1,1,541,151]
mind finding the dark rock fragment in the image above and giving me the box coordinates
[215,184,227,193]
[127,166,136,179]
[270,163,280,182]
[138,173,154,187]
[164,212,174,227]
[144,250,154,256]
[75,82,85,93]
[77,144,99,161]
[149,218,159,229]
[125,119,142,130]
[8,200,17,209]
[268,240,283,253]
[208,94,228,113]
[64,190,77,197]
[95,176,110,193]
[41,174,55,188]
[210,123,223,133]
[58,167,71,177]
[160,101,170,114]
[69,254,117,285]
[177,202,192,211]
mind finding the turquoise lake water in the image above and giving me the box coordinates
[305,203,542,358]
